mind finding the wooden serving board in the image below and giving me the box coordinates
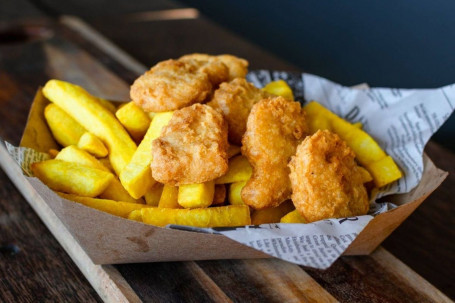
[0,16,453,302]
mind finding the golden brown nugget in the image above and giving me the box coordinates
[241,97,308,209]
[288,130,369,223]
[179,54,229,86]
[151,104,229,185]
[131,59,212,112]
[209,78,271,144]
[179,53,248,81]
[216,54,248,80]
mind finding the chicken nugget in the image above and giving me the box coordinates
[131,59,212,112]
[217,54,248,80]
[241,97,308,209]
[289,130,369,223]
[209,78,271,145]
[179,54,229,86]
[151,104,229,185]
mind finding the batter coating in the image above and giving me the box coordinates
[209,78,271,145]
[151,104,229,185]
[241,97,308,209]
[288,130,369,222]
[180,53,248,81]
[131,59,212,112]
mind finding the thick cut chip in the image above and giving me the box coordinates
[115,101,151,142]
[158,184,180,208]
[178,181,215,209]
[251,200,295,225]
[32,159,113,197]
[215,155,252,184]
[365,156,402,188]
[131,59,212,112]
[289,130,369,223]
[78,132,108,158]
[128,209,143,222]
[228,181,247,205]
[208,78,271,145]
[58,193,149,218]
[120,111,173,199]
[262,80,294,100]
[44,103,86,147]
[280,210,306,224]
[151,104,228,185]
[144,183,164,206]
[241,97,308,209]
[141,205,251,228]
[43,80,137,175]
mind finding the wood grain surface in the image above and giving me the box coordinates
[0,12,453,303]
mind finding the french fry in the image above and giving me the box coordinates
[31,159,113,197]
[215,155,252,184]
[262,80,294,100]
[98,157,114,173]
[42,80,137,175]
[158,184,180,208]
[115,101,151,142]
[119,111,174,199]
[56,146,141,203]
[58,193,149,218]
[56,145,108,171]
[96,97,117,113]
[144,183,164,206]
[141,205,251,227]
[305,101,402,187]
[251,200,295,225]
[77,132,108,158]
[365,156,403,188]
[213,184,226,205]
[280,210,306,223]
[178,181,215,209]
[353,122,363,129]
[228,181,247,205]
[44,103,86,147]
[128,209,143,222]
[227,145,241,158]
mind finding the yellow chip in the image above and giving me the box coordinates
[141,205,251,227]
[78,132,108,158]
[144,183,164,206]
[158,184,181,208]
[115,101,151,142]
[128,209,143,222]
[365,156,402,187]
[58,193,149,218]
[178,181,215,209]
[119,111,173,199]
[280,210,306,224]
[32,159,113,197]
[44,103,86,147]
[262,80,294,100]
[215,155,252,184]
[43,79,137,175]
[228,181,247,206]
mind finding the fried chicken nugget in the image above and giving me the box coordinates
[180,53,248,81]
[288,130,369,223]
[241,97,308,209]
[179,54,229,86]
[131,59,212,112]
[151,104,229,185]
[209,78,271,145]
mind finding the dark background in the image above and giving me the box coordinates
[2,0,455,149]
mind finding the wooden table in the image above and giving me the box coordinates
[0,8,453,303]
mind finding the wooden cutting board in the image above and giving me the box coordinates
[0,16,452,302]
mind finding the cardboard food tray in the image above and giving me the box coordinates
[12,88,448,265]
